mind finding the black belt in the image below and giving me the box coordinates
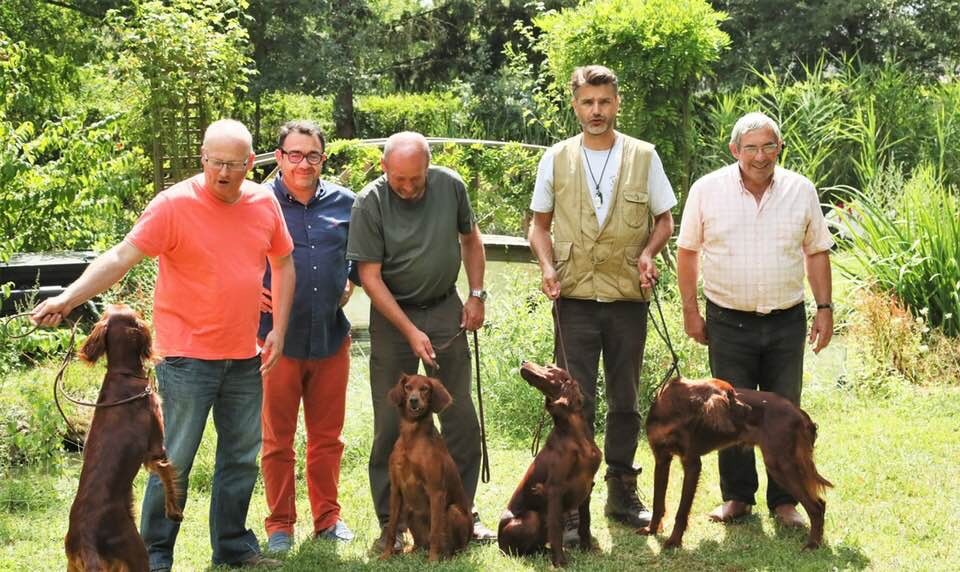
[707,299,803,318]
[397,287,456,311]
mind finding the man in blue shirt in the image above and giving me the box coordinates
[258,120,357,553]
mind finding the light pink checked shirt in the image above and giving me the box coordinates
[677,164,834,313]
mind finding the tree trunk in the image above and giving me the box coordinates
[334,82,356,139]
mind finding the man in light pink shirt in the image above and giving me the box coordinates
[677,112,833,529]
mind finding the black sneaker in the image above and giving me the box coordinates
[605,472,653,528]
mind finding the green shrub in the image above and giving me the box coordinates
[833,164,960,336]
[355,92,469,138]
[528,0,730,194]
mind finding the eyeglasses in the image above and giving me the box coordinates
[280,150,325,165]
[203,155,249,172]
[740,143,780,156]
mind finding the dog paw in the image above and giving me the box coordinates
[166,509,184,522]
[802,541,821,551]
[663,537,683,550]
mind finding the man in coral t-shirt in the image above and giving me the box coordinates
[32,119,295,571]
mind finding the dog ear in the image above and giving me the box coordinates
[79,316,109,364]
[702,391,737,433]
[134,316,154,364]
[428,377,453,413]
[388,375,408,407]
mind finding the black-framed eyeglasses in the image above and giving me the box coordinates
[740,143,780,156]
[202,155,249,172]
[280,149,325,165]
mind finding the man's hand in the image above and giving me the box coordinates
[339,280,354,308]
[461,296,485,331]
[682,307,708,345]
[260,330,284,373]
[809,309,834,354]
[406,328,437,369]
[30,295,73,327]
[637,253,659,289]
[540,265,560,300]
[259,287,272,313]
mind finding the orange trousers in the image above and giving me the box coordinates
[261,337,350,535]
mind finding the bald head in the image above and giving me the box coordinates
[382,131,431,164]
[203,119,254,155]
[381,131,431,201]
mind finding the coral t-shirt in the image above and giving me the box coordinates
[125,175,293,359]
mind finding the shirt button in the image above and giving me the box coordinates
[310,245,315,249]
[313,287,318,292]
[308,225,312,229]
[312,266,317,270]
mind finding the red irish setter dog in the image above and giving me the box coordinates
[65,304,182,572]
[498,362,601,567]
[380,374,472,562]
[639,377,832,550]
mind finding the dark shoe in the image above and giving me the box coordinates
[604,472,652,528]
[562,509,580,547]
[708,500,753,523]
[235,552,282,569]
[316,519,355,543]
[472,512,497,543]
[773,504,806,527]
[371,528,405,554]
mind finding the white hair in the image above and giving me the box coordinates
[729,112,782,147]
[382,131,431,162]
[203,119,253,154]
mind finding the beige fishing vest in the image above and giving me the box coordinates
[552,133,654,302]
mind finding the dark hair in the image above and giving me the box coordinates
[277,120,326,152]
[569,65,619,96]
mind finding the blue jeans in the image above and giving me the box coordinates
[141,356,264,569]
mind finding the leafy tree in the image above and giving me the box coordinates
[710,0,960,84]
[525,0,730,195]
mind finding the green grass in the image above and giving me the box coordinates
[2,339,960,571]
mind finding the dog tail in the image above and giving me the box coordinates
[796,423,833,501]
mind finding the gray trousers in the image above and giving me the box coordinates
[706,299,806,510]
[553,297,649,478]
[367,294,481,527]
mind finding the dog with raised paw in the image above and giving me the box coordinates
[498,362,601,567]
[639,376,832,550]
[65,304,182,572]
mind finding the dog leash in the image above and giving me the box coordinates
[426,326,491,484]
[648,280,681,392]
[529,298,568,456]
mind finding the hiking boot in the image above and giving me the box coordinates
[605,472,652,528]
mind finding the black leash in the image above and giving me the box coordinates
[426,326,491,483]
[648,280,682,393]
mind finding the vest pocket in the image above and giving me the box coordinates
[622,191,649,228]
[553,241,575,292]
[618,245,644,297]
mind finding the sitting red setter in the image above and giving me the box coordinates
[65,304,182,572]
[639,377,832,550]
[380,374,472,562]
[498,362,601,567]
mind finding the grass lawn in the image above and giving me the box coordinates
[1,339,959,571]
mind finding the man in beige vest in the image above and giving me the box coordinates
[528,65,676,538]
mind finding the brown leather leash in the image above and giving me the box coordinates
[426,326,491,484]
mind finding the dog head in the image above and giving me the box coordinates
[520,361,585,415]
[700,378,752,433]
[80,304,153,368]
[388,373,452,420]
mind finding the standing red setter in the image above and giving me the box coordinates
[65,304,182,572]
[380,374,472,562]
[498,362,601,567]
[639,377,832,550]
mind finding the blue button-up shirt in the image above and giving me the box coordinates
[259,174,356,359]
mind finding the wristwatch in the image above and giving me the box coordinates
[816,303,833,311]
[469,289,488,302]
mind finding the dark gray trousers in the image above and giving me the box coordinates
[367,294,481,527]
[553,297,649,478]
[706,299,806,510]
